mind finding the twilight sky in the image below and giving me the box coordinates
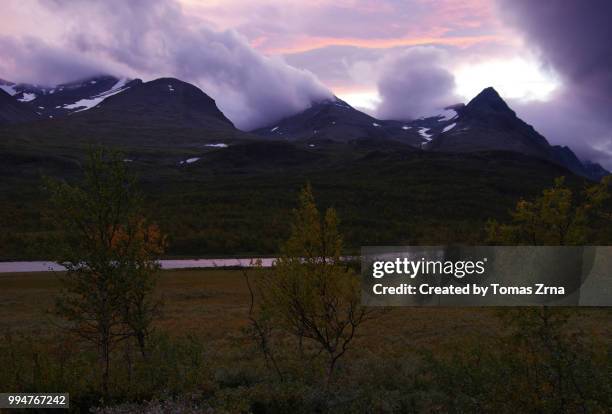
[1,0,611,167]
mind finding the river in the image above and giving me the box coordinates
[0,258,276,273]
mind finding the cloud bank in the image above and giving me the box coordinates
[376,47,458,120]
[497,0,612,168]
[0,0,332,130]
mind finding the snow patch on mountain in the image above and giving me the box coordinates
[442,123,457,133]
[63,78,130,113]
[437,108,457,121]
[418,127,433,140]
[180,157,201,165]
[0,84,17,95]
[18,93,36,102]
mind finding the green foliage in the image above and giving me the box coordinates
[426,309,611,413]
[487,176,611,245]
[0,331,212,411]
[483,175,612,412]
[256,184,376,385]
[3,322,608,413]
[46,147,165,394]
[0,145,586,260]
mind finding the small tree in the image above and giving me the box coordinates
[257,184,375,386]
[485,176,611,409]
[485,176,610,245]
[47,148,165,394]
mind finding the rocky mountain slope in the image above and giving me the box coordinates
[0,89,40,124]
[253,97,426,147]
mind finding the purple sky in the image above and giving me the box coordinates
[1,0,610,167]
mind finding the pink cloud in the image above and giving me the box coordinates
[180,0,502,55]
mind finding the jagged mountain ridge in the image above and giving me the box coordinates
[427,87,552,158]
[252,87,607,180]
[0,74,608,180]
[424,87,607,180]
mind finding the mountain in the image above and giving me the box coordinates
[28,76,140,119]
[2,77,607,259]
[550,145,591,177]
[0,78,50,103]
[1,74,608,180]
[253,97,426,147]
[582,160,610,181]
[79,77,235,130]
[427,87,552,159]
[389,104,463,148]
[425,87,608,180]
[0,77,243,151]
[0,89,40,124]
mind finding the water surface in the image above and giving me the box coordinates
[0,258,276,273]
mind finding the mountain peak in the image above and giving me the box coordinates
[80,76,235,129]
[313,95,354,110]
[479,86,500,96]
[465,86,514,116]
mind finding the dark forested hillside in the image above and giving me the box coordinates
[0,135,588,259]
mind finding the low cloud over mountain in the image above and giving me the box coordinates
[0,0,331,130]
[375,47,459,120]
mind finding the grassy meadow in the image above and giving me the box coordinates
[1,269,611,413]
[2,269,612,343]
[0,268,508,342]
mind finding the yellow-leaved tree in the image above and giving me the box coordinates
[486,176,611,245]
[256,184,376,386]
[484,175,611,411]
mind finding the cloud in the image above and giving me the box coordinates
[496,0,612,168]
[0,0,332,130]
[187,0,501,54]
[510,95,612,168]
[375,47,459,120]
[498,0,612,114]
[0,36,113,85]
[283,45,387,93]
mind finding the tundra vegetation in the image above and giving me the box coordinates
[0,150,610,413]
